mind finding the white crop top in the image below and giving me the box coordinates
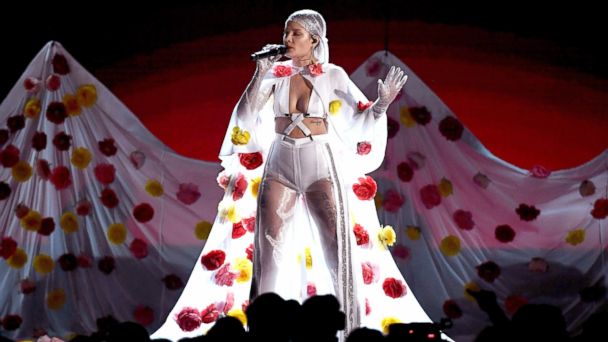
[273,75,327,118]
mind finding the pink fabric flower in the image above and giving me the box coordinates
[24,77,41,93]
[365,298,371,315]
[162,274,184,290]
[0,237,17,259]
[382,277,406,298]
[357,101,373,112]
[238,152,263,170]
[201,250,226,270]
[94,163,116,184]
[214,263,237,286]
[133,203,155,223]
[308,63,324,76]
[246,243,254,261]
[453,210,475,230]
[232,173,248,201]
[356,141,371,155]
[130,150,146,169]
[177,183,201,205]
[129,238,149,259]
[382,189,405,212]
[36,159,51,180]
[0,144,20,167]
[273,65,293,77]
[216,171,230,190]
[420,184,441,209]
[473,172,491,189]
[495,224,516,243]
[175,307,202,332]
[100,188,119,208]
[353,224,369,246]
[232,221,246,239]
[133,305,154,326]
[221,292,235,314]
[99,138,118,157]
[307,282,317,297]
[352,176,377,200]
[50,166,72,190]
[443,300,463,319]
[46,74,61,91]
[362,262,378,285]
[32,132,47,151]
[591,198,608,219]
[530,164,551,178]
[200,304,220,323]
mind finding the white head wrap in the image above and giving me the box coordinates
[285,9,329,64]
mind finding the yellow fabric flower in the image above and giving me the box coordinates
[7,248,28,269]
[381,317,401,334]
[107,223,127,244]
[12,160,33,182]
[76,84,97,107]
[328,100,342,115]
[440,235,461,256]
[438,178,453,197]
[406,225,421,240]
[21,210,42,232]
[231,126,250,145]
[34,254,55,274]
[464,282,480,302]
[145,179,164,197]
[47,288,67,310]
[565,229,585,246]
[250,177,261,198]
[60,212,79,233]
[234,257,253,283]
[305,247,313,270]
[195,220,213,240]
[374,192,383,210]
[24,98,41,118]
[227,309,247,326]
[63,93,82,116]
[378,225,397,248]
[399,106,415,127]
[71,147,92,169]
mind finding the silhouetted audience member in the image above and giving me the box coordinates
[246,292,298,342]
[294,294,345,342]
[511,303,569,342]
[346,327,384,342]
[106,321,150,342]
[205,316,246,341]
[473,325,510,342]
[571,310,608,342]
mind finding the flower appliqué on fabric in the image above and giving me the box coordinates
[273,65,293,77]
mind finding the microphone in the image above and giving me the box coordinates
[250,45,287,61]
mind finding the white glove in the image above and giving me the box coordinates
[372,66,408,118]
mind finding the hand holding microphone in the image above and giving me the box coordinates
[252,44,286,73]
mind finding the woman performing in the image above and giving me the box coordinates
[152,9,436,340]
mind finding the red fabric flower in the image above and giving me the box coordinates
[20,279,36,294]
[0,181,10,201]
[232,173,248,201]
[134,305,154,326]
[32,132,47,151]
[214,263,237,286]
[50,166,72,190]
[46,74,61,91]
[438,116,464,141]
[15,203,30,219]
[58,253,78,271]
[442,300,463,319]
[453,210,475,230]
[356,141,371,155]
[162,274,184,290]
[591,198,608,219]
[357,101,373,112]
[200,304,220,324]
[0,144,20,167]
[516,203,540,221]
[246,243,254,261]
[0,237,17,259]
[52,54,70,75]
[46,101,67,124]
[76,199,92,216]
[98,256,116,274]
[201,250,226,270]
[242,216,256,233]
[133,203,154,223]
[420,184,441,209]
[307,282,317,297]
[393,245,410,260]
[362,262,378,285]
[353,224,369,246]
[77,254,93,268]
[365,298,371,315]
[410,106,432,125]
[476,261,501,283]
[38,217,55,236]
[396,162,414,182]
[238,152,263,170]
[383,189,405,212]
[308,63,324,76]
[52,131,72,151]
[222,290,235,313]
[495,224,516,243]
[7,115,25,133]
[1,314,22,331]
[94,163,116,184]
[273,65,293,77]
[382,277,406,298]
[232,221,246,239]
[36,159,51,180]
[99,138,118,157]
[176,183,201,205]
[175,307,202,332]
[505,295,528,315]
[217,171,230,190]
[352,176,377,200]
[24,77,41,93]
[387,117,400,138]
[0,129,8,146]
[129,238,149,259]
[100,188,119,208]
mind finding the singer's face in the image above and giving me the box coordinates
[283,21,315,61]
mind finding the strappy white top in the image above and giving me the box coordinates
[272,74,327,119]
